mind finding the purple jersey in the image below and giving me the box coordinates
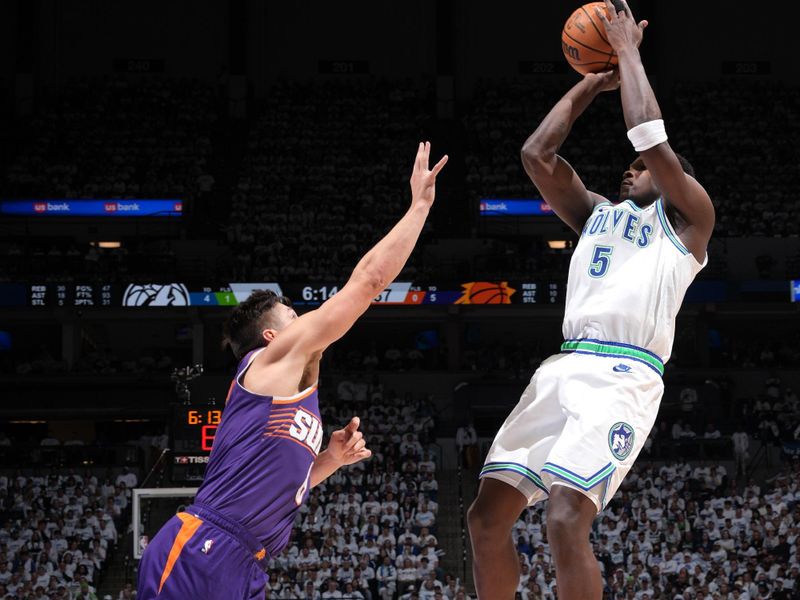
[194,348,322,556]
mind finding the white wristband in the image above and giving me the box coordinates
[627,119,668,152]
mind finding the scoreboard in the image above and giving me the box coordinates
[171,405,221,483]
[278,281,566,306]
[0,280,567,307]
[4,280,795,307]
[28,284,116,307]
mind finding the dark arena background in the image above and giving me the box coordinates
[1,1,799,599]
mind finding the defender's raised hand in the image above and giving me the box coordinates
[595,0,648,52]
[410,141,448,209]
[327,417,372,466]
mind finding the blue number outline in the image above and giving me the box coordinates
[588,245,614,278]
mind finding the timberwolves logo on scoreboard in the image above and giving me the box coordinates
[608,422,635,460]
[123,284,190,307]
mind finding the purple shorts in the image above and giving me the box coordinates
[137,504,268,600]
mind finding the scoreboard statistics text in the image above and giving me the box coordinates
[0,281,567,307]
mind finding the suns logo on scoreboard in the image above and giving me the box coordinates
[264,407,323,456]
[455,281,516,305]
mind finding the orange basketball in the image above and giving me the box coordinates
[562,2,617,75]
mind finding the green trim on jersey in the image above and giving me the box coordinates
[560,339,665,376]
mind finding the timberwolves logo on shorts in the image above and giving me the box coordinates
[608,422,635,460]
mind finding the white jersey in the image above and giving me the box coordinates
[562,198,706,366]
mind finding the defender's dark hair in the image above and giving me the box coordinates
[674,153,696,179]
[223,290,292,361]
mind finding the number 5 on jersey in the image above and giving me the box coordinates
[589,245,614,278]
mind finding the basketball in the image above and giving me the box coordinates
[562,2,616,75]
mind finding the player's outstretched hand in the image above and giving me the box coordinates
[595,0,648,52]
[585,70,620,93]
[327,416,372,466]
[410,141,448,210]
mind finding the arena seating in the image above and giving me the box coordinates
[464,78,800,240]
[4,77,215,202]
[4,78,799,285]
[224,80,432,284]
[672,81,800,238]
[510,460,800,599]
[0,468,133,600]
[3,75,799,600]
[464,78,626,205]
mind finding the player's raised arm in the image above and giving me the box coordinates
[521,72,619,234]
[260,142,447,365]
[596,0,714,261]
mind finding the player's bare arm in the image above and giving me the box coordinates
[243,142,448,397]
[521,72,619,234]
[598,0,715,262]
[235,143,445,486]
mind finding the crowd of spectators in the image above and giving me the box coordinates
[0,468,136,599]
[509,459,800,599]
[643,374,800,467]
[222,79,432,283]
[745,376,800,452]
[4,77,215,202]
[2,76,798,286]
[1,75,215,284]
[463,78,800,246]
[672,81,800,237]
[463,78,627,207]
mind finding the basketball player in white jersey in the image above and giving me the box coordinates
[467,2,715,599]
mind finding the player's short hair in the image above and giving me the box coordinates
[674,153,696,179]
[223,289,292,361]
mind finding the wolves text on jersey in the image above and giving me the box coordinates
[582,204,652,248]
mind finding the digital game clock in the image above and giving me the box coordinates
[172,406,221,453]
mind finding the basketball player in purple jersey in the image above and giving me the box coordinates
[137,142,448,600]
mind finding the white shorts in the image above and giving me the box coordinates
[480,346,664,512]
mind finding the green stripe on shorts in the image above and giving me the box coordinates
[541,462,615,490]
[560,339,664,376]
